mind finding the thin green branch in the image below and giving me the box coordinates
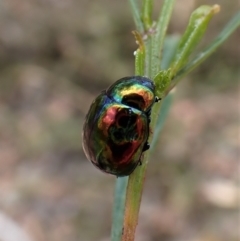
[144,37,153,77]
[121,152,150,241]
[121,2,177,240]
[172,11,240,84]
[152,0,175,74]
[141,0,153,29]
[151,93,173,150]
[112,3,239,241]
[128,0,144,32]
[111,26,146,241]
[133,30,146,76]
[111,177,128,241]
[170,5,220,77]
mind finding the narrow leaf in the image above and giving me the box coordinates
[170,4,220,76]
[152,0,175,74]
[111,177,128,241]
[129,0,144,32]
[173,11,240,82]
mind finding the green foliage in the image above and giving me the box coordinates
[154,69,171,97]
[111,1,240,241]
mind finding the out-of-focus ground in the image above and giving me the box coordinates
[0,0,239,241]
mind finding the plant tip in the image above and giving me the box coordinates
[212,4,220,14]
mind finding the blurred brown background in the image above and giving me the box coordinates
[0,0,239,241]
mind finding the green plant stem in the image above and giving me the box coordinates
[151,93,173,150]
[112,3,239,241]
[152,0,175,74]
[121,2,175,241]
[111,177,128,241]
[133,30,145,76]
[111,29,146,241]
[128,0,144,33]
[142,0,153,29]
[144,37,153,77]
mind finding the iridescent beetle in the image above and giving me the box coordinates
[82,76,158,176]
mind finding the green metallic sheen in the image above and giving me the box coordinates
[82,76,156,176]
[82,94,149,176]
[107,76,155,112]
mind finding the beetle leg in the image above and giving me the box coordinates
[146,109,151,123]
[155,96,161,102]
[143,142,150,152]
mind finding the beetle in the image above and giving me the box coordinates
[82,76,158,176]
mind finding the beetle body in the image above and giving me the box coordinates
[82,76,156,176]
